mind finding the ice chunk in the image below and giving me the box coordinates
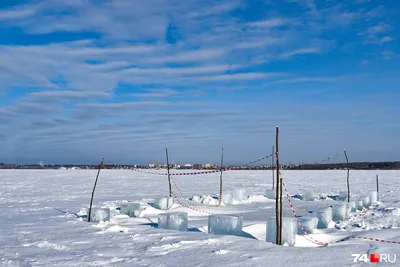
[332,203,348,221]
[158,212,188,231]
[338,191,348,201]
[313,207,332,229]
[120,203,142,217]
[191,196,201,203]
[266,217,297,246]
[350,201,357,212]
[200,195,219,205]
[154,197,174,210]
[301,190,315,201]
[370,191,378,203]
[232,188,247,202]
[221,192,233,206]
[297,216,318,235]
[208,215,243,236]
[356,200,364,211]
[87,208,110,222]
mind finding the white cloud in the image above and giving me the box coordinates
[195,72,282,82]
[141,48,227,64]
[280,47,321,58]
[29,90,113,100]
[247,18,290,28]
[379,36,394,44]
[123,65,238,75]
[130,89,179,99]
[0,8,36,20]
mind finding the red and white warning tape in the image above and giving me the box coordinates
[170,177,214,215]
[352,236,400,245]
[352,207,372,218]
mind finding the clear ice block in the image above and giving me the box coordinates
[297,216,318,235]
[154,197,174,210]
[158,212,188,231]
[266,217,297,246]
[120,203,142,217]
[232,188,247,202]
[208,215,243,236]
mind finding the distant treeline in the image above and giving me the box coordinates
[1,161,399,170]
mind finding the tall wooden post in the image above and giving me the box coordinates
[88,158,104,223]
[376,174,379,200]
[219,148,224,206]
[275,126,281,245]
[272,146,275,189]
[278,129,283,245]
[344,149,350,203]
[166,148,172,197]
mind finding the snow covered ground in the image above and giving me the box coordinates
[0,169,399,266]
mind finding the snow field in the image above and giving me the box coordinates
[0,169,399,266]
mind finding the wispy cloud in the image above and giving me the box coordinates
[280,47,321,58]
[247,18,292,28]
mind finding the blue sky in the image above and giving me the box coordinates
[0,0,399,165]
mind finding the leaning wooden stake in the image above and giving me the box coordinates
[88,158,104,223]
[376,174,379,200]
[344,149,350,203]
[218,148,224,206]
[272,146,275,190]
[166,148,172,198]
[275,126,281,245]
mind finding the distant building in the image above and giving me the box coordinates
[202,164,211,169]
[193,164,202,169]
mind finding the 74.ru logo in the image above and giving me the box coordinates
[352,254,397,263]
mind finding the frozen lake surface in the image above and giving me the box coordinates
[0,169,399,266]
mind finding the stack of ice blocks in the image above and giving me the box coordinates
[120,203,142,217]
[297,216,318,235]
[266,217,297,246]
[332,203,349,221]
[208,215,243,236]
[88,208,110,222]
[313,207,332,229]
[154,197,174,210]
[158,212,188,231]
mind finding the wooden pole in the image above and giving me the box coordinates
[376,174,379,200]
[344,149,350,203]
[275,126,280,245]
[219,148,224,206]
[278,130,283,245]
[88,158,104,223]
[166,148,172,197]
[272,146,275,189]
